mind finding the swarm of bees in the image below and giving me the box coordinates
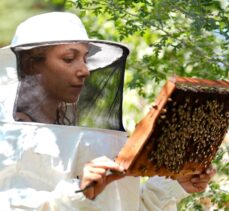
[116,77,229,177]
[148,85,229,174]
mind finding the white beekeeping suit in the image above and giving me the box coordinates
[0,12,189,211]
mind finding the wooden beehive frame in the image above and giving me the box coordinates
[116,77,229,178]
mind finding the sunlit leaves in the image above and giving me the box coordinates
[73,0,228,101]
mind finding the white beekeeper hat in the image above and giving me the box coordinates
[0,11,129,72]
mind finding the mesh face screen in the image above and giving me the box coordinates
[76,59,126,131]
[13,42,129,131]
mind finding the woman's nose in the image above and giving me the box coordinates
[75,62,90,78]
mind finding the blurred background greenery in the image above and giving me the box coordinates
[0,0,228,210]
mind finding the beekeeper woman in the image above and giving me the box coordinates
[0,12,214,210]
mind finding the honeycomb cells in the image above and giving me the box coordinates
[148,85,229,173]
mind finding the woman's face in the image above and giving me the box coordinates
[37,43,90,103]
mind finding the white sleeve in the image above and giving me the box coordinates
[3,179,100,211]
[139,176,189,211]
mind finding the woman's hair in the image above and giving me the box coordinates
[15,46,78,125]
[56,102,78,125]
[18,46,47,77]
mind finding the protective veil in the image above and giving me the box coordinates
[12,40,128,130]
[0,12,188,210]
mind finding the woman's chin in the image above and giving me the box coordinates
[64,95,80,104]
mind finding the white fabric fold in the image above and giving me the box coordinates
[0,122,188,210]
[139,176,189,211]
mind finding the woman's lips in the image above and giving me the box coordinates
[72,85,82,88]
[71,83,84,87]
[70,85,83,93]
[71,83,83,88]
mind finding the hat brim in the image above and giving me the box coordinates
[8,40,129,71]
[0,46,18,85]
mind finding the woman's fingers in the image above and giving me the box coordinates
[82,165,105,187]
[191,165,216,183]
[80,156,126,199]
[177,164,216,193]
[83,170,104,183]
[193,182,208,189]
[205,166,216,177]
[84,165,106,175]
[89,156,124,172]
[191,176,210,183]
[105,173,125,186]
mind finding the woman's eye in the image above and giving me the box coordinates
[63,57,74,63]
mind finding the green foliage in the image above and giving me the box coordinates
[213,146,229,176]
[0,0,53,47]
[0,0,73,47]
[178,142,229,210]
[178,180,229,210]
[73,0,229,100]
[43,0,70,10]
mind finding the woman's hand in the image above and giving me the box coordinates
[176,165,216,193]
[80,156,125,200]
